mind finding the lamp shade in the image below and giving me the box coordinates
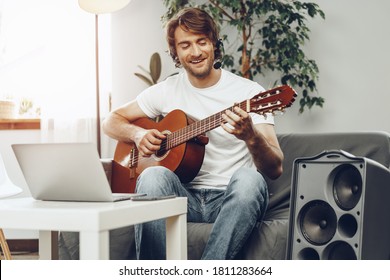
[78,0,131,14]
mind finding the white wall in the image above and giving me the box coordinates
[111,0,176,109]
[275,0,390,134]
[111,0,390,137]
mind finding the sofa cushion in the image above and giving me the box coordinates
[187,219,288,259]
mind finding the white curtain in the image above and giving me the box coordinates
[22,1,111,158]
[1,0,113,158]
[37,3,96,145]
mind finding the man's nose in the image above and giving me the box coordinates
[191,44,202,56]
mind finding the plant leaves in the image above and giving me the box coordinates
[134,73,153,86]
[150,52,162,84]
[161,0,326,113]
[137,65,150,75]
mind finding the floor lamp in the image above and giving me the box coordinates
[0,153,23,260]
[78,0,131,157]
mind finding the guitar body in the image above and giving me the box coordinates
[111,110,206,193]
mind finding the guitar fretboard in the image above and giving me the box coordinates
[164,100,248,150]
[157,85,294,152]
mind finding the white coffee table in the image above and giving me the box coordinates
[0,197,187,260]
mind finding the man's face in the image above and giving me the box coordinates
[174,26,215,80]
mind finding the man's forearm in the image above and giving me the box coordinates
[245,132,284,180]
[102,112,144,144]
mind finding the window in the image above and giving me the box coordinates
[0,0,110,129]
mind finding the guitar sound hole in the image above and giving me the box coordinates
[153,131,171,160]
[156,147,167,157]
[154,139,169,159]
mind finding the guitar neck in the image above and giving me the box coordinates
[162,84,296,150]
[166,100,248,150]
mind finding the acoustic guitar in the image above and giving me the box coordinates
[111,85,297,193]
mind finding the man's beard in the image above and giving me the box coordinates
[182,57,214,79]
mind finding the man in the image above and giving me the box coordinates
[102,7,283,260]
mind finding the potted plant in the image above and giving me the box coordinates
[162,0,325,113]
[134,52,162,86]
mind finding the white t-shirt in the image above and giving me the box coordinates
[136,69,274,189]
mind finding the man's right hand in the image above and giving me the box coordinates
[134,129,166,157]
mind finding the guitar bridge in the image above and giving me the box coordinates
[128,148,137,178]
[129,148,137,167]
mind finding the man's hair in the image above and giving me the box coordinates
[166,7,221,68]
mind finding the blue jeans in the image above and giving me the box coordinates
[134,166,269,260]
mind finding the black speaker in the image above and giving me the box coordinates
[286,150,390,260]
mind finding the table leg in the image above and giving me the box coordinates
[37,231,58,260]
[166,213,187,260]
[39,230,52,260]
[79,231,109,260]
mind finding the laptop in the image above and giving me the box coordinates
[12,143,145,202]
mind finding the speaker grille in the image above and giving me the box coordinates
[333,164,363,210]
[323,241,357,260]
[299,200,337,245]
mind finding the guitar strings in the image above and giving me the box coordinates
[130,101,253,164]
[129,105,238,165]
[130,86,288,164]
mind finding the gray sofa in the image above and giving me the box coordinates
[59,131,390,260]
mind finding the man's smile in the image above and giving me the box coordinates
[190,58,206,64]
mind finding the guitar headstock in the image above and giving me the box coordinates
[249,85,297,115]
